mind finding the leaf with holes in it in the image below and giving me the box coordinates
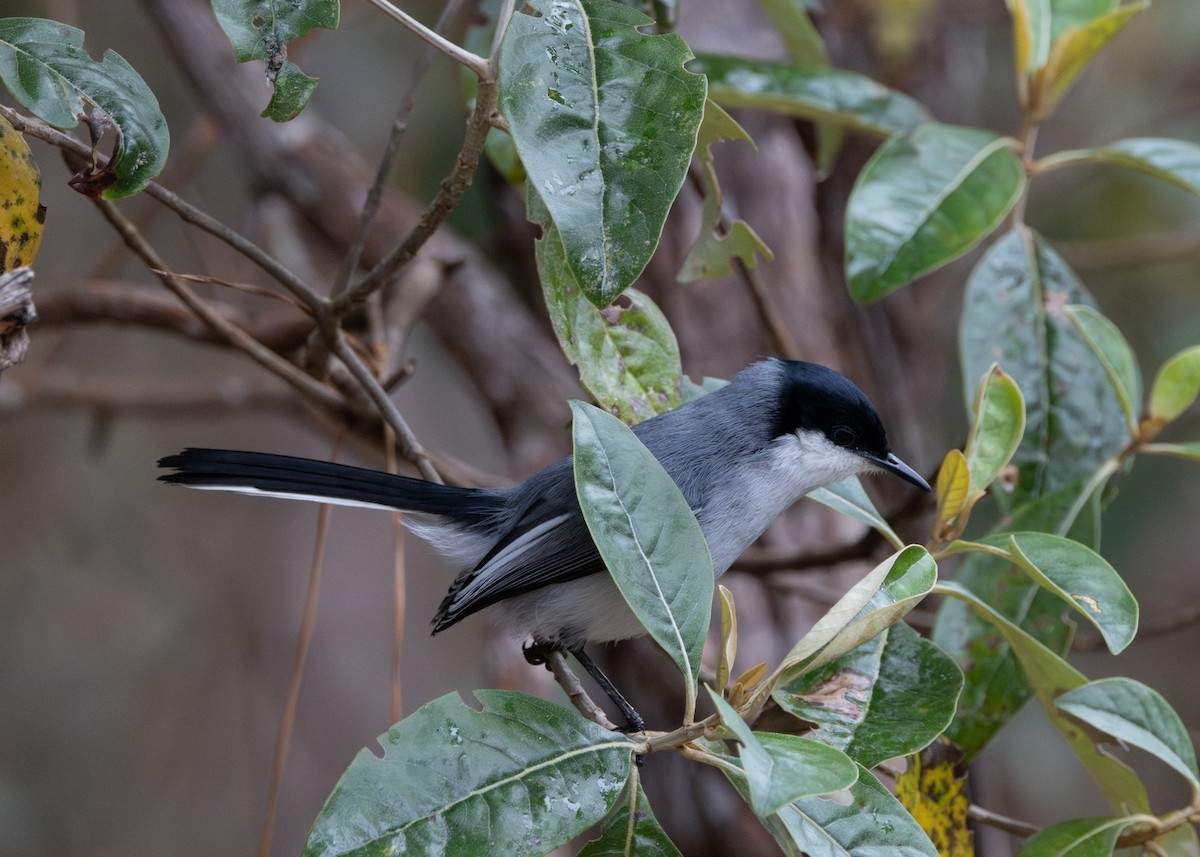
[303,690,634,857]
[0,114,44,271]
[846,123,1025,303]
[501,0,706,307]
[571,402,713,717]
[211,0,339,121]
[0,17,168,198]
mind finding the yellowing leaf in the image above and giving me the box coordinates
[896,742,974,857]
[717,584,738,692]
[0,115,44,272]
[935,449,970,532]
[1149,346,1200,424]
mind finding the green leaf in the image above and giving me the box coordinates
[1061,137,1200,198]
[0,17,168,198]
[936,581,1150,814]
[501,0,706,306]
[578,776,682,857]
[1019,0,1119,71]
[694,54,928,136]
[766,764,940,857]
[932,478,1099,759]
[776,622,963,768]
[964,364,1027,494]
[1149,345,1200,423]
[1064,305,1141,434]
[677,100,774,283]
[303,691,633,857]
[1029,3,1147,121]
[1056,677,1200,794]
[769,547,934,691]
[211,0,338,121]
[571,402,714,718]
[709,689,858,817]
[996,532,1138,654]
[540,211,682,421]
[960,228,1130,507]
[1016,816,1131,857]
[807,477,903,549]
[846,123,1025,302]
[754,0,828,65]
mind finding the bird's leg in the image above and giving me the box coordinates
[567,645,646,735]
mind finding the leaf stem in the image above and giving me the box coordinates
[363,0,489,78]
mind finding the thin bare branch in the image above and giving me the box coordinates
[362,0,489,78]
[259,501,333,857]
[92,198,343,411]
[544,650,619,731]
[332,76,501,317]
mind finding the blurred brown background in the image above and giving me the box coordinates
[2,0,1200,854]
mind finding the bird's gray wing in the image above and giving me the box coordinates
[431,498,606,631]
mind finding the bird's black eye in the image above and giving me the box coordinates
[830,426,857,448]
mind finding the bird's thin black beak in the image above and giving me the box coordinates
[866,451,931,491]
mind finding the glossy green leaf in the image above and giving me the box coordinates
[998,532,1138,654]
[766,764,940,857]
[678,99,774,283]
[964,364,1026,494]
[960,228,1130,507]
[709,689,858,817]
[501,0,706,306]
[846,123,1025,302]
[211,0,337,121]
[776,622,963,768]
[936,581,1150,814]
[571,402,713,717]
[1064,305,1141,433]
[693,54,928,136]
[0,17,168,198]
[303,690,633,857]
[1149,345,1200,423]
[933,478,1100,759]
[1029,3,1147,121]
[1056,677,1200,794]
[807,477,903,549]
[578,777,682,857]
[540,211,682,422]
[1017,816,1131,857]
[1061,137,1200,198]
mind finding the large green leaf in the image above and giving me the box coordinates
[571,402,713,718]
[965,532,1138,654]
[693,54,927,136]
[0,17,168,197]
[959,228,1130,507]
[845,123,1025,302]
[1016,816,1132,857]
[709,689,859,817]
[936,582,1150,814]
[538,205,682,422]
[932,478,1094,759]
[766,764,939,857]
[211,0,339,121]
[1056,678,1200,794]
[776,622,963,768]
[501,0,706,307]
[578,777,682,857]
[1052,137,1200,199]
[304,691,634,857]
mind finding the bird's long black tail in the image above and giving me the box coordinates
[158,448,503,523]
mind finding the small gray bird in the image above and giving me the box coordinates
[159,359,928,729]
